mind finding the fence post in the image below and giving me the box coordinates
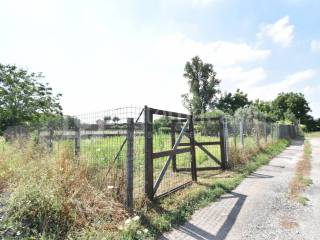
[240,119,244,148]
[219,117,227,169]
[233,120,237,148]
[189,115,197,182]
[255,121,260,147]
[264,121,267,143]
[144,106,154,200]
[74,119,81,162]
[270,123,273,143]
[126,118,134,210]
[171,122,177,172]
[48,128,54,152]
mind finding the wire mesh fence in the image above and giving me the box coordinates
[3,106,145,205]
[2,106,299,206]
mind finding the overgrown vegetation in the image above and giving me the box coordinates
[0,138,129,239]
[0,132,289,239]
[289,140,312,205]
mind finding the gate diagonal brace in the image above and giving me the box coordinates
[184,134,222,166]
[153,120,189,195]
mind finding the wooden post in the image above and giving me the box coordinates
[171,122,177,172]
[48,128,54,152]
[74,119,81,162]
[126,118,134,210]
[219,117,227,169]
[255,121,260,147]
[233,119,237,148]
[240,119,244,148]
[189,115,197,182]
[144,106,154,200]
[264,121,267,143]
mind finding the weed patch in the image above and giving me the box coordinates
[289,140,312,204]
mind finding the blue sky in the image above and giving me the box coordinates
[1,0,320,117]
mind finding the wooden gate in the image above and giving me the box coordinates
[173,117,228,172]
[144,106,228,200]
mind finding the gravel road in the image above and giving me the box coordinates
[160,139,320,240]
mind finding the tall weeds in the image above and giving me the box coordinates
[0,138,128,239]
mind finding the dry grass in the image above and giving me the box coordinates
[288,140,312,205]
[280,215,299,229]
[0,138,130,238]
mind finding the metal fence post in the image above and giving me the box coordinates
[144,106,154,200]
[189,115,197,182]
[171,122,177,172]
[126,118,134,210]
[75,119,81,161]
[270,123,273,143]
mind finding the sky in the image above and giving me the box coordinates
[1,0,320,117]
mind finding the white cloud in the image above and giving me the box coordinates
[217,67,267,89]
[283,69,316,86]
[244,69,316,101]
[303,84,320,118]
[258,16,294,47]
[311,40,320,52]
[154,32,271,67]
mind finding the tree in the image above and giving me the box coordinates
[153,116,172,133]
[0,64,62,133]
[217,89,251,114]
[104,116,111,124]
[182,56,220,115]
[112,116,120,124]
[253,99,277,122]
[272,92,311,124]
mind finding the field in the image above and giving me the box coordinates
[0,126,279,239]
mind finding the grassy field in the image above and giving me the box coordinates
[50,132,268,198]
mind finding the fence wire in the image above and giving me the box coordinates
[2,107,298,206]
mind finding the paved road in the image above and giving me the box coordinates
[160,139,320,240]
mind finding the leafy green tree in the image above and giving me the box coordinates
[0,64,62,133]
[112,116,120,124]
[153,116,172,133]
[234,105,266,122]
[182,56,220,115]
[253,99,277,122]
[217,89,251,114]
[272,92,311,124]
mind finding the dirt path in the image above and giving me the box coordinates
[160,139,320,240]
